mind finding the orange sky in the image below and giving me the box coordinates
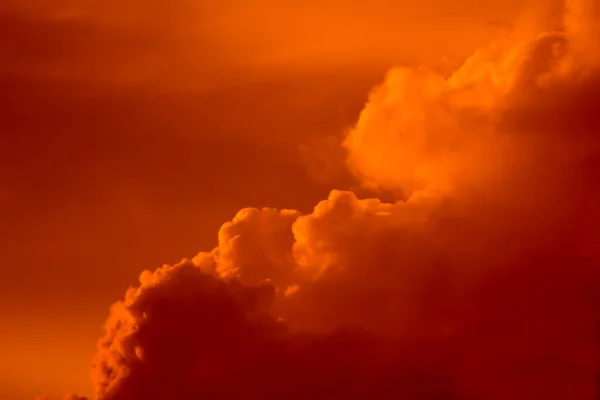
[4,0,600,399]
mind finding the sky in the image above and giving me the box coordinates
[1,0,599,399]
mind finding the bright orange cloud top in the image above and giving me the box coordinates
[45,0,600,398]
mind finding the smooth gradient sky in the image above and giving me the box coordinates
[2,1,535,398]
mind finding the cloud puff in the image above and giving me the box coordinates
[52,0,600,398]
[90,258,456,399]
[343,0,600,198]
[89,179,599,399]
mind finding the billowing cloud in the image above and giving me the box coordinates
[49,0,600,398]
[343,0,600,197]
[89,258,457,399]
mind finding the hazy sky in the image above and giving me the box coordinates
[0,0,552,398]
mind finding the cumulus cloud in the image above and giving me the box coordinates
[88,258,457,400]
[343,0,600,198]
[50,0,600,398]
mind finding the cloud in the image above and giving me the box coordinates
[343,0,600,198]
[214,207,300,289]
[89,258,457,399]
[48,0,600,398]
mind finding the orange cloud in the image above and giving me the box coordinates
[46,0,600,398]
[343,0,599,198]
[89,259,457,399]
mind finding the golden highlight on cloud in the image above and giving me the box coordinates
[45,0,600,398]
